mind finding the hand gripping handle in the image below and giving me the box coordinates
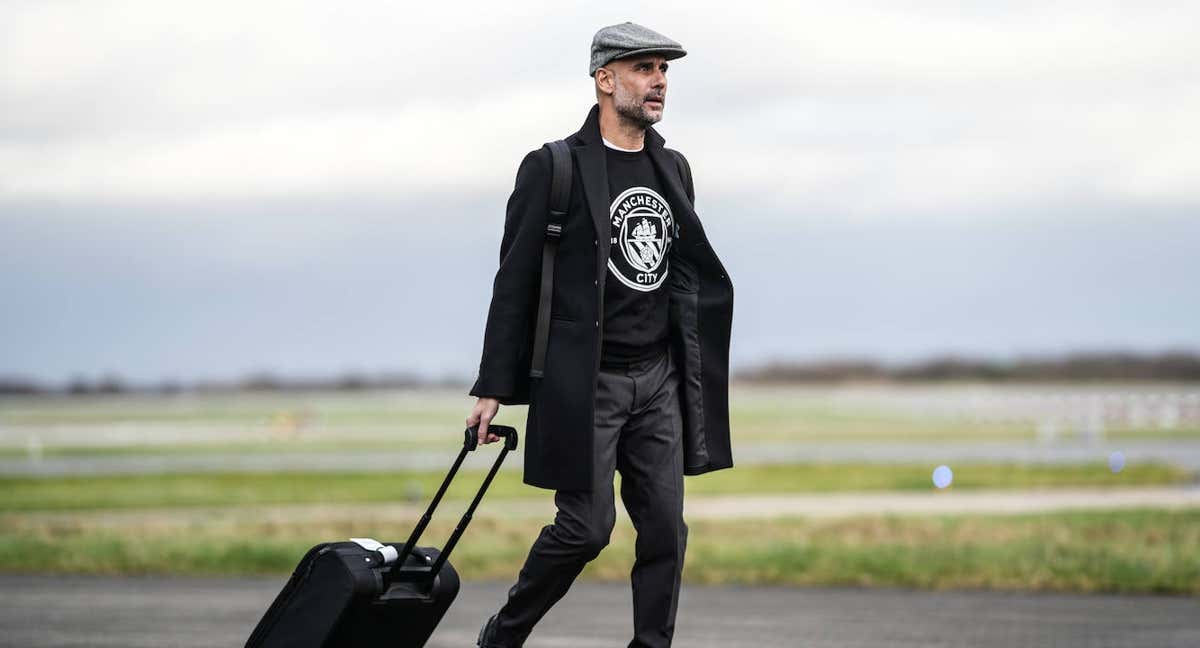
[463,424,519,451]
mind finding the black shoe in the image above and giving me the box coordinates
[477,613,501,647]
[478,612,525,647]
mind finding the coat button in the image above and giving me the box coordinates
[593,239,598,246]
[594,320,599,328]
[593,279,598,286]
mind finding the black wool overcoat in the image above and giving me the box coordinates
[469,102,735,491]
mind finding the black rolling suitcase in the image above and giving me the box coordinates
[245,424,518,648]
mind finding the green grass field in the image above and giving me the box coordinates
[1,506,1195,594]
[0,463,1195,594]
[0,462,1187,512]
[3,386,1197,594]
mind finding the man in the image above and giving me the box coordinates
[466,21,735,648]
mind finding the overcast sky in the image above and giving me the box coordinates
[3,1,1198,385]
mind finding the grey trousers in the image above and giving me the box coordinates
[488,346,688,648]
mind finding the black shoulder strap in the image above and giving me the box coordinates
[529,139,572,379]
[668,148,694,204]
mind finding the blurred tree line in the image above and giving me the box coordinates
[0,370,449,396]
[2,350,1199,396]
[739,350,1200,384]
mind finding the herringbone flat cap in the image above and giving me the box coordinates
[589,22,686,77]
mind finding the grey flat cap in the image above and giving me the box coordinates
[589,22,686,77]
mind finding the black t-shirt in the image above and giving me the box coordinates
[600,142,678,368]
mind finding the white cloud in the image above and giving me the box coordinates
[2,0,1197,217]
[1,88,583,200]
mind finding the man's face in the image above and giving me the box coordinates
[601,55,669,129]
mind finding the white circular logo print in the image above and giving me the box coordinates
[607,186,674,292]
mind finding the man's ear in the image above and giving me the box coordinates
[595,67,615,96]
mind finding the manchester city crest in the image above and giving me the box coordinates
[608,186,674,292]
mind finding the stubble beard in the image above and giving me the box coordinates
[613,82,661,131]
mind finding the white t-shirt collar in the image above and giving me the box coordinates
[601,135,644,152]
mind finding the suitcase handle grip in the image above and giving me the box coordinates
[463,424,519,451]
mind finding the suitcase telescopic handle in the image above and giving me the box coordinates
[390,424,519,581]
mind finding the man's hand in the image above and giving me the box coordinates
[467,397,502,445]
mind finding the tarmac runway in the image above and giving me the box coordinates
[1,573,1196,647]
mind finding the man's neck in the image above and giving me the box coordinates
[598,105,647,151]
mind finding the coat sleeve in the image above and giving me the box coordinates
[469,148,551,400]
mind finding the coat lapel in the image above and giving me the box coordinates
[644,133,702,246]
[573,104,612,275]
